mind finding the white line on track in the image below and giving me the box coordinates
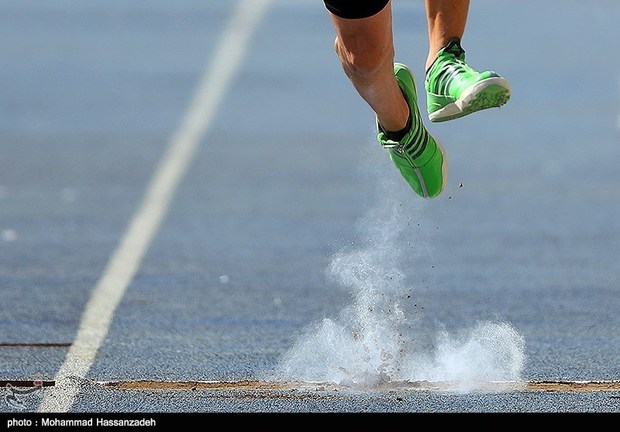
[38,0,275,413]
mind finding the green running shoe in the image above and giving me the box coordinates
[377,63,447,198]
[425,38,511,123]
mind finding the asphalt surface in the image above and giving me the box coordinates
[0,0,619,417]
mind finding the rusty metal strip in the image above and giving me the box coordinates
[0,342,72,347]
[1,380,55,387]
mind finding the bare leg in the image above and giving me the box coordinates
[424,0,470,70]
[328,2,408,133]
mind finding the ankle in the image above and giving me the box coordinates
[381,112,412,142]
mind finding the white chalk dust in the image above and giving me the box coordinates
[270,146,526,392]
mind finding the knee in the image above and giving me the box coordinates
[334,35,393,81]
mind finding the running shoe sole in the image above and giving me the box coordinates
[429,77,511,123]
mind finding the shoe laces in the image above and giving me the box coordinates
[428,39,476,94]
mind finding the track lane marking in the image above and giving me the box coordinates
[37,0,274,412]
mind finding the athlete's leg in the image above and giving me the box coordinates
[424,0,470,71]
[324,0,447,198]
[327,1,409,134]
[423,0,511,122]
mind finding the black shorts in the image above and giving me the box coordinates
[323,0,390,19]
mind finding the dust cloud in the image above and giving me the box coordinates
[272,145,525,392]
